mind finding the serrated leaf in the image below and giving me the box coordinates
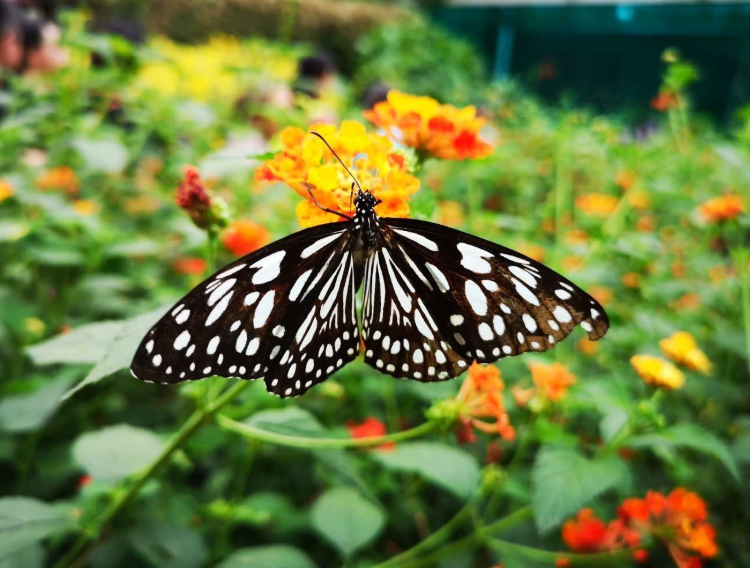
[373,442,479,499]
[311,488,384,558]
[531,446,627,533]
[217,545,317,568]
[627,423,739,480]
[0,497,72,558]
[0,378,73,433]
[128,524,207,568]
[72,424,164,481]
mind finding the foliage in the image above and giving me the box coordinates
[0,11,749,568]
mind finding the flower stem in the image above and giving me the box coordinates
[485,538,637,565]
[52,380,252,568]
[216,415,437,449]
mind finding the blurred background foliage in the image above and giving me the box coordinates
[0,1,749,568]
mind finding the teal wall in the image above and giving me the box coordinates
[435,3,750,120]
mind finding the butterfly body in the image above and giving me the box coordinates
[132,189,609,398]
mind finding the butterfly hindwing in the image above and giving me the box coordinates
[131,222,361,398]
[361,218,609,381]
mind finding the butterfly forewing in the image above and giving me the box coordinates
[361,218,608,381]
[131,223,361,397]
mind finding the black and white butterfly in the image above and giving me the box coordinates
[131,182,609,398]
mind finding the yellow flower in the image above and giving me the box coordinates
[659,331,711,374]
[73,199,99,216]
[630,355,685,390]
[0,179,14,203]
[575,193,619,217]
[256,121,421,227]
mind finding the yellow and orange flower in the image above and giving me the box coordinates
[255,121,421,227]
[659,331,711,374]
[37,166,80,195]
[698,194,745,223]
[455,363,515,443]
[0,179,14,203]
[575,193,619,217]
[363,91,493,160]
[529,362,577,402]
[630,354,685,390]
[221,219,270,257]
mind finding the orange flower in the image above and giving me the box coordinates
[651,91,679,111]
[0,179,14,203]
[589,286,613,307]
[659,331,711,374]
[615,169,636,191]
[672,292,700,311]
[346,417,395,450]
[256,121,421,227]
[221,219,270,257]
[529,362,577,402]
[575,193,619,217]
[363,91,493,160]
[698,194,745,223]
[577,337,600,356]
[455,363,515,443]
[173,257,207,275]
[618,488,719,567]
[630,354,685,390]
[37,166,80,195]
[621,272,641,288]
[517,243,546,262]
[73,199,99,216]
[637,215,656,232]
[562,509,640,554]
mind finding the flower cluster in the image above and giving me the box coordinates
[659,331,711,374]
[630,354,685,390]
[563,488,718,568]
[454,363,515,444]
[363,91,493,160]
[619,489,719,567]
[513,362,577,410]
[256,121,420,227]
[698,194,745,223]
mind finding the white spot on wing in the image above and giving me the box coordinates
[509,265,537,288]
[206,291,234,326]
[174,330,191,350]
[208,279,236,306]
[464,280,488,316]
[289,269,312,301]
[250,251,286,285]
[458,243,493,274]
[253,290,275,328]
[393,229,438,251]
[425,263,450,292]
[216,264,246,279]
[554,305,572,323]
[301,232,343,258]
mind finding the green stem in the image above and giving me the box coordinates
[485,538,638,565]
[217,415,437,449]
[53,380,253,568]
[731,247,750,376]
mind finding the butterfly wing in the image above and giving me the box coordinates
[131,222,362,398]
[361,218,609,381]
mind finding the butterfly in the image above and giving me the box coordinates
[131,137,609,398]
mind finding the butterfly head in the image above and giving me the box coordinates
[353,189,380,219]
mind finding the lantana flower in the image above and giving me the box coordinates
[698,194,745,223]
[175,166,229,232]
[630,354,685,390]
[221,219,270,257]
[255,121,420,227]
[346,417,395,451]
[562,508,641,554]
[37,166,80,195]
[513,362,577,410]
[619,488,719,568]
[659,331,711,374]
[453,363,515,444]
[363,91,493,160]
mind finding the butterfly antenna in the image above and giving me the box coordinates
[311,132,364,194]
[304,183,352,221]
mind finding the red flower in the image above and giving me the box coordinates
[172,257,207,275]
[346,417,395,450]
[78,475,93,489]
[562,509,608,552]
[220,220,270,257]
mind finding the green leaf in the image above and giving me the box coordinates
[72,136,129,174]
[310,487,384,558]
[248,151,278,161]
[245,407,327,438]
[531,446,627,533]
[66,307,165,398]
[26,320,125,366]
[0,543,44,568]
[373,442,479,499]
[627,423,739,480]
[732,431,750,465]
[72,424,164,481]
[128,524,207,568]
[0,497,72,558]
[216,545,317,568]
[0,378,74,433]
